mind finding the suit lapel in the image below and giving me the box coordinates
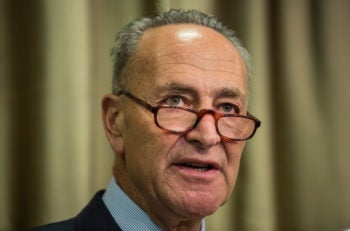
[75,190,122,231]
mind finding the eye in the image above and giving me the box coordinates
[218,103,240,114]
[164,95,185,107]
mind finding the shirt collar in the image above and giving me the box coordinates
[102,177,206,231]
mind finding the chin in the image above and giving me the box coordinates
[180,203,220,219]
[176,192,226,218]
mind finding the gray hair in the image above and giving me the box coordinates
[111,8,252,93]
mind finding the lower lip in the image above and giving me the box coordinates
[173,165,220,181]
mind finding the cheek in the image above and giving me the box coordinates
[122,112,177,182]
[123,109,157,154]
[123,134,181,205]
[225,142,246,183]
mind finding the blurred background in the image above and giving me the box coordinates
[1,0,349,230]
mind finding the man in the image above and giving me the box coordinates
[31,8,260,231]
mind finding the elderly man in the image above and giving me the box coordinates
[31,8,260,231]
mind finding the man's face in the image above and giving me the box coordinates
[109,24,248,223]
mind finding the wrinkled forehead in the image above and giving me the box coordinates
[124,24,248,94]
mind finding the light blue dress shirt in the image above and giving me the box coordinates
[102,178,206,231]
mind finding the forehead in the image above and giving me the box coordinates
[137,24,241,62]
[126,24,248,100]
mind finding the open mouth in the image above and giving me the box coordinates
[176,162,215,172]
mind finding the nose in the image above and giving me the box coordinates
[185,112,221,149]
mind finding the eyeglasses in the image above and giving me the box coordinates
[117,90,261,141]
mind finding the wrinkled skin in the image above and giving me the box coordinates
[102,24,249,231]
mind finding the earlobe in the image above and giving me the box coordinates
[101,94,124,155]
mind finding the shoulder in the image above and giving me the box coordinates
[28,190,122,231]
[28,218,75,231]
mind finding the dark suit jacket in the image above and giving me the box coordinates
[29,190,122,231]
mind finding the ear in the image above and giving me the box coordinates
[101,94,124,155]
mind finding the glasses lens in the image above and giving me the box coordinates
[218,116,255,140]
[157,107,197,132]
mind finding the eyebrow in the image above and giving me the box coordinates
[216,87,241,98]
[153,82,198,97]
[152,82,244,102]
[216,87,246,106]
